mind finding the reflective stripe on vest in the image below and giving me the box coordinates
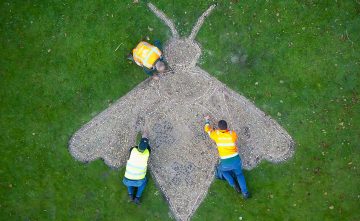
[132,42,161,69]
[214,130,238,159]
[124,148,149,180]
[216,142,236,146]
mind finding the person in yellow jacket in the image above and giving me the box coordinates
[123,135,151,204]
[204,116,250,199]
[128,40,166,80]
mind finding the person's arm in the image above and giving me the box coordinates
[204,116,212,134]
[231,131,238,143]
[204,116,217,140]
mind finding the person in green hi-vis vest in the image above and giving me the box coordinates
[123,133,151,205]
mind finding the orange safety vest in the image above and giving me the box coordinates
[204,124,239,159]
[132,41,162,69]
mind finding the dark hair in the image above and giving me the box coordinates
[138,138,149,152]
[218,120,227,130]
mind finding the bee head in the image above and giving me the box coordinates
[164,39,201,68]
[148,3,216,68]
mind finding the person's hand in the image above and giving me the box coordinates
[204,115,210,121]
[152,75,160,80]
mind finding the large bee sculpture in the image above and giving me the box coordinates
[69,3,294,221]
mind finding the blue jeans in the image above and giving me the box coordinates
[123,177,147,198]
[218,156,248,194]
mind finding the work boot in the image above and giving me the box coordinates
[242,192,251,199]
[234,183,241,193]
[128,194,134,202]
[134,197,141,205]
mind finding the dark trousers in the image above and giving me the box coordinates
[215,156,249,193]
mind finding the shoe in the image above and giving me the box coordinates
[134,197,141,205]
[242,192,251,199]
[234,183,241,193]
[128,194,134,202]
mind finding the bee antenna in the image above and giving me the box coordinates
[189,4,217,41]
[148,3,179,38]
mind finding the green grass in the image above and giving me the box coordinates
[1,0,359,220]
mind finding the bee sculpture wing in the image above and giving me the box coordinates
[69,79,163,168]
[194,67,295,170]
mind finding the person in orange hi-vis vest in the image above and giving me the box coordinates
[127,40,166,80]
[204,115,250,199]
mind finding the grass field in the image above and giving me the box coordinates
[1,0,359,220]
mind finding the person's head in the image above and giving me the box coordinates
[218,120,228,130]
[138,138,149,152]
[155,61,166,73]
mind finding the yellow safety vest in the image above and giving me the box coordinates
[124,148,150,180]
[205,124,239,159]
[132,41,162,69]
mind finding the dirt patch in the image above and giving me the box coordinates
[69,3,295,221]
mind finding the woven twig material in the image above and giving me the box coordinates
[69,3,295,221]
